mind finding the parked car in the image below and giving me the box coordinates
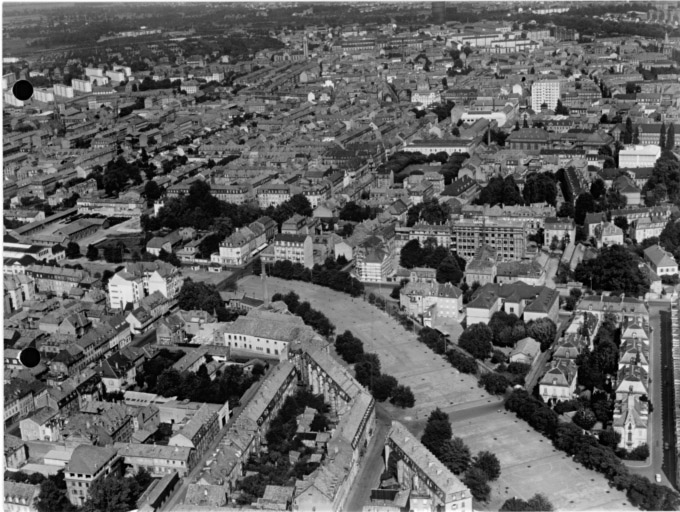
[656,474,662,483]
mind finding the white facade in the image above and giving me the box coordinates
[85,67,104,78]
[148,270,182,300]
[33,88,55,103]
[618,145,661,169]
[108,273,144,309]
[4,91,24,108]
[531,80,562,111]
[54,84,74,98]
[273,234,313,268]
[72,79,93,93]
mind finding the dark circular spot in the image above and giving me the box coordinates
[13,80,33,101]
[19,347,41,368]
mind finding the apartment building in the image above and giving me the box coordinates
[384,421,473,512]
[450,217,528,261]
[220,309,318,360]
[531,79,563,111]
[65,445,122,506]
[400,281,463,324]
[108,271,144,310]
[272,234,314,268]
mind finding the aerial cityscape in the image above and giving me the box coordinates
[3,1,680,511]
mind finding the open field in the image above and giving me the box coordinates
[450,410,631,511]
[237,275,491,420]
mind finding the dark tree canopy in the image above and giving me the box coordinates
[523,172,557,206]
[458,323,493,360]
[574,245,649,296]
[475,176,524,206]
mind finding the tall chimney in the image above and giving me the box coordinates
[262,258,269,307]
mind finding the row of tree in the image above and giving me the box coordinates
[254,256,364,298]
[421,408,501,502]
[505,390,679,510]
[334,329,415,408]
[272,291,335,338]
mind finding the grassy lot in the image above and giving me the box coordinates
[451,410,631,511]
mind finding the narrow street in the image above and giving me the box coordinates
[344,404,392,512]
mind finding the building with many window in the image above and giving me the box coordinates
[531,79,563,111]
[384,421,472,512]
[450,218,528,261]
[271,233,314,268]
[64,445,122,506]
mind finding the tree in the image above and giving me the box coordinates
[668,122,676,151]
[501,494,554,511]
[472,451,501,481]
[436,255,463,284]
[463,466,491,501]
[572,407,598,430]
[400,239,423,269]
[598,429,622,450]
[660,121,667,150]
[574,192,596,225]
[372,374,398,401]
[623,117,634,144]
[83,474,142,512]
[355,353,381,389]
[476,176,524,206]
[177,279,223,313]
[144,180,162,202]
[613,215,629,233]
[421,408,452,456]
[590,178,606,200]
[523,172,558,206]
[335,330,365,364]
[555,99,569,116]
[458,323,493,360]
[446,350,478,374]
[439,437,472,475]
[65,242,81,259]
[479,372,511,395]
[288,194,313,217]
[390,385,415,408]
[526,318,557,352]
[36,471,75,512]
[86,244,99,261]
[526,494,554,512]
[574,245,649,296]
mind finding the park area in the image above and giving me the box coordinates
[450,409,630,511]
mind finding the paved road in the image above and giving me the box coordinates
[344,404,393,512]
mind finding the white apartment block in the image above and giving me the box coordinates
[72,78,93,93]
[108,272,144,310]
[33,88,55,103]
[273,234,313,268]
[531,80,562,111]
[54,83,74,98]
